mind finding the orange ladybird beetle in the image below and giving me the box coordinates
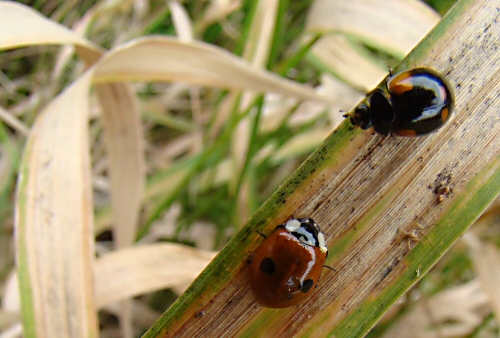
[248,218,328,308]
[344,67,455,136]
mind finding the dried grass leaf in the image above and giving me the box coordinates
[96,82,144,338]
[0,107,29,136]
[0,2,103,64]
[196,0,241,31]
[305,0,440,90]
[0,271,21,337]
[466,233,500,323]
[242,0,278,67]
[309,35,387,90]
[271,128,332,164]
[93,37,332,103]
[16,71,98,338]
[381,280,489,338]
[103,301,161,331]
[168,1,194,41]
[306,0,440,55]
[95,84,145,248]
[94,243,217,308]
[1,271,20,313]
[0,322,23,338]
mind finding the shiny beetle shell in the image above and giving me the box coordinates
[248,218,328,308]
[346,67,455,136]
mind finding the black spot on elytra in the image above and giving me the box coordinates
[260,258,275,276]
[300,279,314,293]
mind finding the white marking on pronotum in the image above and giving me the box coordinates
[317,232,327,253]
[285,219,301,232]
[294,226,316,246]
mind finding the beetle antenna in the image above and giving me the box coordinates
[256,230,267,238]
[324,265,336,271]
[420,233,435,249]
[340,110,351,118]
[416,223,435,250]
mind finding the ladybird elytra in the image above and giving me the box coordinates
[441,107,449,122]
[396,129,417,137]
[345,67,455,137]
[248,218,328,308]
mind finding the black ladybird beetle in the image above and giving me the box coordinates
[249,218,328,308]
[344,67,455,136]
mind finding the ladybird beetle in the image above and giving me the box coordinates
[248,218,328,308]
[344,67,455,136]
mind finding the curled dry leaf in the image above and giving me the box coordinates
[93,37,333,103]
[94,243,217,308]
[0,2,103,64]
